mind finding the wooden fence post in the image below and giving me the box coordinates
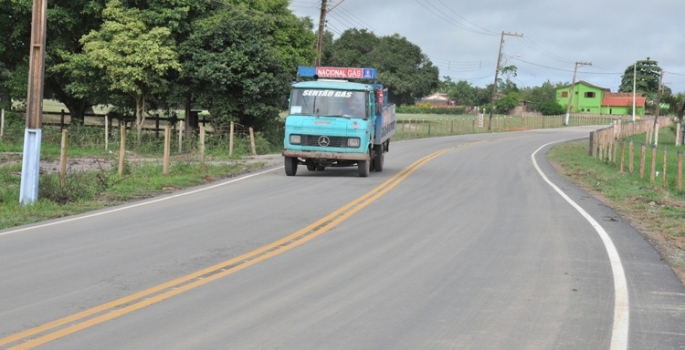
[249,127,256,155]
[199,125,205,164]
[678,150,683,192]
[629,139,634,174]
[229,121,234,157]
[178,120,184,154]
[639,143,646,179]
[650,144,657,182]
[60,130,68,187]
[60,109,65,131]
[163,124,171,175]
[619,139,625,172]
[118,126,126,176]
[105,114,109,151]
[0,108,4,139]
[662,147,668,188]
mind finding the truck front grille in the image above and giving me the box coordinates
[301,135,349,148]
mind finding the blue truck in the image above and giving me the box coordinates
[282,66,396,177]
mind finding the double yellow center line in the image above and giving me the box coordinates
[2,147,455,349]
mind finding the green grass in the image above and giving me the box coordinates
[548,130,685,240]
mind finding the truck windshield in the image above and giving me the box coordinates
[289,89,367,119]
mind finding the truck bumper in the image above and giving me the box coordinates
[282,150,369,161]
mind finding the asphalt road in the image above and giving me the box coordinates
[1,126,684,349]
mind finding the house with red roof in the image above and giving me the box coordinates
[556,80,645,116]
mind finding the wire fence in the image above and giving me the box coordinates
[589,117,684,193]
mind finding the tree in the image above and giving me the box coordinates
[447,80,476,107]
[82,0,181,141]
[519,80,561,112]
[494,91,519,114]
[326,29,438,106]
[619,58,662,100]
[179,5,306,135]
[498,65,518,94]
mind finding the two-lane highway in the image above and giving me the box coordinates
[1,127,684,349]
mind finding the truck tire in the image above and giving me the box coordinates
[358,152,370,177]
[285,157,298,176]
[373,144,384,172]
[306,162,316,171]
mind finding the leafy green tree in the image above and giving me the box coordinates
[437,76,456,94]
[498,65,519,94]
[447,80,477,107]
[327,28,379,67]
[178,5,302,135]
[494,91,519,114]
[475,85,493,107]
[326,29,438,106]
[619,58,661,100]
[82,0,181,140]
[518,80,561,112]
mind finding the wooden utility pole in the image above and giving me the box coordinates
[565,61,592,125]
[314,0,328,66]
[19,0,48,205]
[488,31,523,130]
[653,68,664,139]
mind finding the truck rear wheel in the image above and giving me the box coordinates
[373,144,384,172]
[285,157,298,176]
[358,152,370,177]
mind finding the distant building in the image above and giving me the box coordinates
[556,80,645,116]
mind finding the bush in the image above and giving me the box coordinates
[539,101,565,116]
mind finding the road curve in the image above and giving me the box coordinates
[1,126,684,350]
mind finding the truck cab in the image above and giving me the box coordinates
[282,66,395,177]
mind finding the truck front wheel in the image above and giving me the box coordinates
[285,157,298,176]
[358,152,370,177]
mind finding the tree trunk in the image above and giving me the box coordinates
[47,77,90,126]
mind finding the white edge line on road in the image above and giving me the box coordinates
[0,166,284,237]
[532,140,629,350]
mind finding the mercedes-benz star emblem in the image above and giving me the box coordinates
[318,136,330,147]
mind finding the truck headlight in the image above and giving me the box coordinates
[290,134,301,144]
[347,138,360,147]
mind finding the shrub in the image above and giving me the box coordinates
[539,101,565,116]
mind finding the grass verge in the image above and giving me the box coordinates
[548,139,685,284]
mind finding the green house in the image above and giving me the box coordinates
[556,81,606,114]
[556,80,645,116]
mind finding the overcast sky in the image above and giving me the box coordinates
[288,0,685,93]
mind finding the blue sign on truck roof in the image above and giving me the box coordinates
[297,66,377,80]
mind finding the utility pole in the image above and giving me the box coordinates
[653,68,664,142]
[488,31,523,130]
[314,0,346,66]
[632,62,637,122]
[565,61,592,125]
[20,0,48,205]
[314,0,328,66]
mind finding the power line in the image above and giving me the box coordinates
[413,0,495,36]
